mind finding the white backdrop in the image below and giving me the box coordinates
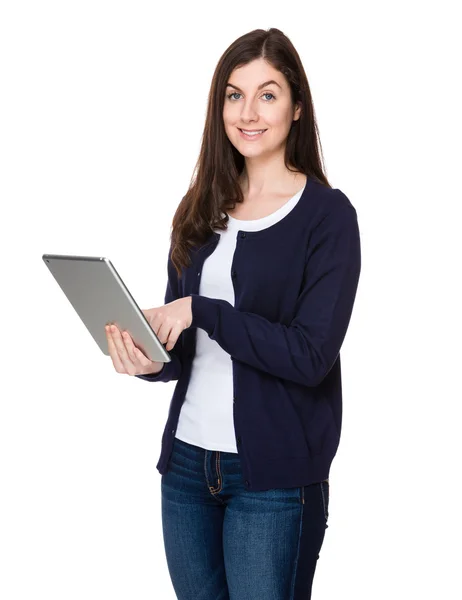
[1,1,460,598]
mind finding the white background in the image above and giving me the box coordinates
[1,1,461,598]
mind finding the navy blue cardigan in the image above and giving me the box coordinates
[136,176,361,491]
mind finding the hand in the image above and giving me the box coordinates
[142,297,192,352]
[105,324,164,376]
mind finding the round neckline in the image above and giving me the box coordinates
[227,183,306,224]
[220,175,318,240]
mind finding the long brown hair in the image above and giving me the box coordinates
[169,27,331,279]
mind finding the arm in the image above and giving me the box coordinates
[136,246,184,383]
[189,203,361,387]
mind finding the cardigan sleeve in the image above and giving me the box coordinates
[135,246,184,383]
[189,203,361,387]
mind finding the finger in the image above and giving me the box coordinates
[154,320,171,345]
[165,322,183,351]
[109,325,137,375]
[141,307,156,324]
[121,330,152,368]
[149,313,182,349]
[105,326,126,373]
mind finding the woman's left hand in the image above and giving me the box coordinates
[142,297,192,351]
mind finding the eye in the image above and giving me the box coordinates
[226,92,276,102]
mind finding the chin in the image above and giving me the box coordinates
[237,147,266,158]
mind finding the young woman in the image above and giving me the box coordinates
[106,27,361,600]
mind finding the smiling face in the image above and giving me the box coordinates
[223,57,301,160]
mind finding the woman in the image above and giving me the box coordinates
[106,27,361,600]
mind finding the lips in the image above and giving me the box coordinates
[238,128,268,141]
[238,128,267,133]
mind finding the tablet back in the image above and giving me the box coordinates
[42,254,171,364]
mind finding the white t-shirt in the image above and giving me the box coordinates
[175,184,306,452]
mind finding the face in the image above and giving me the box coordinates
[223,57,301,160]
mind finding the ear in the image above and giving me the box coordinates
[293,101,302,122]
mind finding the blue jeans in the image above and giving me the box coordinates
[161,436,329,600]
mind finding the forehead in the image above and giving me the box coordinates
[228,59,286,89]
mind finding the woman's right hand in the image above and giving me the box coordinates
[105,323,164,376]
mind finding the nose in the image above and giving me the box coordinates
[239,98,259,122]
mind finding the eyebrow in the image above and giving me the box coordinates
[226,79,282,92]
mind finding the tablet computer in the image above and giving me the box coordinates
[42,253,171,364]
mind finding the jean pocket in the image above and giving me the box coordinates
[320,480,329,520]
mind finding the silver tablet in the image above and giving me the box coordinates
[42,253,171,364]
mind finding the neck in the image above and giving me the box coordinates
[239,152,302,199]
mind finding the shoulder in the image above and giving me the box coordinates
[304,182,359,247]
[309,180,357,218]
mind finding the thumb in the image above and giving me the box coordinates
[141,307,156,324]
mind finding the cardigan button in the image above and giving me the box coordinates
[231,270,237,278]
[240,232,246,238]
[245,480,250,486]
[237,436,241,445]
